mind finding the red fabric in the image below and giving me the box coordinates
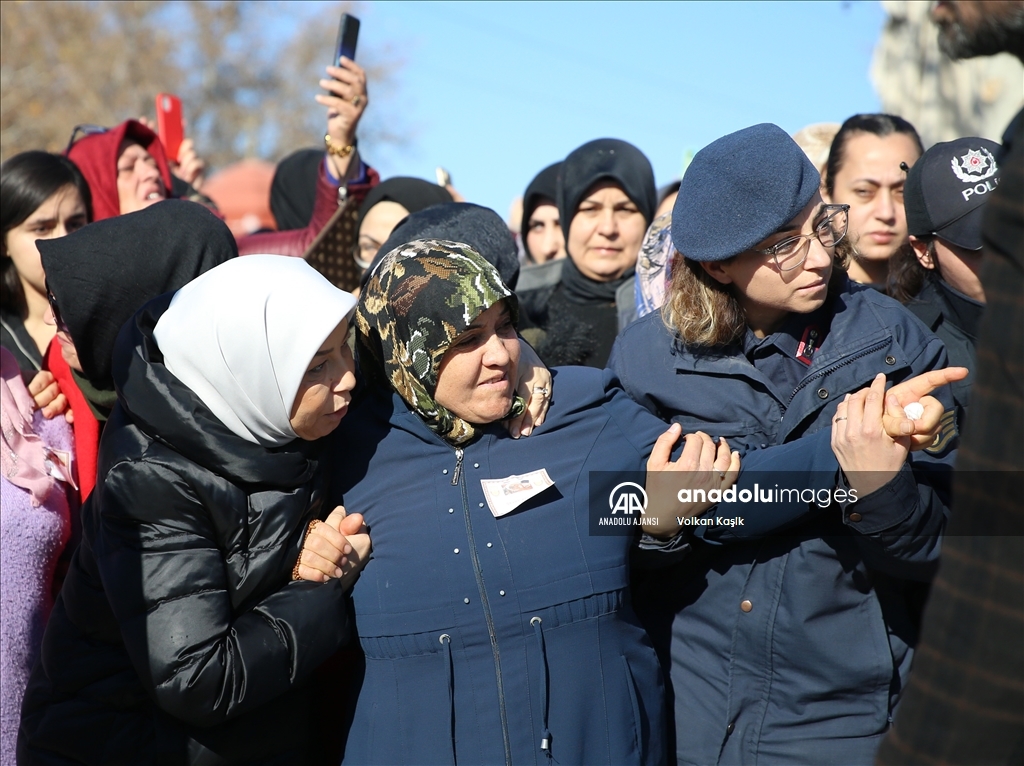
[236,162,380,257]
[66,120,174,222]
[44,339,100,503]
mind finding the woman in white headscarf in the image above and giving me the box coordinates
[19,255,371,765]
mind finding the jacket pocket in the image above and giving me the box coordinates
[620,655,644,763]
[348,635,457,765]
[671,416,772,453]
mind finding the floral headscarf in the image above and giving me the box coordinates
[356,238,525,445]
[635,212,676,319]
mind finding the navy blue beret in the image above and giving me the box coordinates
[671,123,821,262]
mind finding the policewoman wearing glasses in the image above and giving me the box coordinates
[610,124,959,765]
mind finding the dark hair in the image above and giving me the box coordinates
[888,239,933,305]
[824,114,924,196]
[1,151,93,318]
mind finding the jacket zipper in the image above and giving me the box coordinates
[784,339,890,416]
[452,448,464,485]
[453,445,513,766]
[0,317,42,372]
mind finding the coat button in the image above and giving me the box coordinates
[454,548,460,554]
[486,542,493,548]
[726,721,735,735]
[817,388,828,400]
[740,599,753,613]
[448,508,454,514]
[885,355,896,365]
[464,597,470,604]
[479,502,485,508]
[442,468,448,475]
[499,590,506,596]
[473,462,480,469]
[848,512,863,522]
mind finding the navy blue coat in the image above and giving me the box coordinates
[609,283,957,766]
[329,366,839,766]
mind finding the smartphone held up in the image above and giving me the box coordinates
[334,13,360,65]
[155,93,184,161]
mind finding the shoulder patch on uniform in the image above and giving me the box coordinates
[924,409,958,454]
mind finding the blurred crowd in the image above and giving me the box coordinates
[2,1,1022,764]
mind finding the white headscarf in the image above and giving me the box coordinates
[153,255,357,447]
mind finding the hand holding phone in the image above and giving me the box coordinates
[318,12,365,177]
[155,93,183,161]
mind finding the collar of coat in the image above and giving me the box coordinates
[112,293,319,490]
[668,281,913,388]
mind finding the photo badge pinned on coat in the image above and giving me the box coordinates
[481,469,555,518]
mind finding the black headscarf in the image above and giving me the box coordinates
[356,177,453,234]
[520,162,561,260]
[556,139,656,301]
[557,138,656,238]
[270,147,323,230]
[367,202,520,290]
[39,200,237,392]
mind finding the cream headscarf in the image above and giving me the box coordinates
[154,255,356,447]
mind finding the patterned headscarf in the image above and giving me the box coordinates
[356,239,526,445]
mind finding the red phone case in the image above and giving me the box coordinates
[155,93,184,161]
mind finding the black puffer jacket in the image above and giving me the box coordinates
[18,295,351,765]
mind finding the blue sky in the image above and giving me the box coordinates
[296,1,887,217]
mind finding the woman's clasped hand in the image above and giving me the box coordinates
[294,505,371,583]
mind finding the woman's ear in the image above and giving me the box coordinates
[909,236,935,270]
[700,260,734,285]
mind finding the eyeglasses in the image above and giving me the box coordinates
[355,237,381,270]
[754,204,850,271]
[45,282,69,334]
[64,124,108,155]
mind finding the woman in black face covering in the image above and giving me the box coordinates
[40,201,237,419]
[37,201,236,502]
[517,139,656,368]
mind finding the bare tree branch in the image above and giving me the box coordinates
[1,1,406,172]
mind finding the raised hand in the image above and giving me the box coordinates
[316,57,368,179]
[172,137,206,190]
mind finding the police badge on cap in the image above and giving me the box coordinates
[904,137,1002,251]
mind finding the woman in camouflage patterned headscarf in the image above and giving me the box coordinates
[356,238,526,444]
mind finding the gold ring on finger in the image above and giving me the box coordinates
[352,94,363,107]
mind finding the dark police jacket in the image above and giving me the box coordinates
[609,282,957,766]
[905,274,983,425]
[18,295,350,765]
